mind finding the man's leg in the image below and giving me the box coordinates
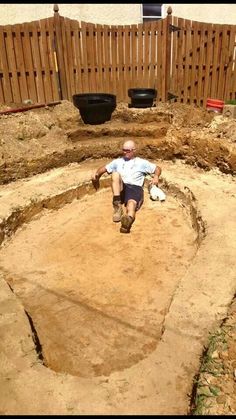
[126,199,137,219]
[120,185,143,234]
[111,172,123,222]
[120,199,136,233]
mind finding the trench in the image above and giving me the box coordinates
[0,176,205,378]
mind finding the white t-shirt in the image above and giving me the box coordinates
[105,157,156,187]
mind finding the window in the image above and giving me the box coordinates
[142,4,163,22]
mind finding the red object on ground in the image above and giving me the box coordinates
[0,101,61,116]
[206,98,224,113]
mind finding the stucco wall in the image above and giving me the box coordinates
[165,4,236,24]
[0,4,142,25]
[0,3,235,25]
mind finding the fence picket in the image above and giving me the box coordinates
[130,24,137,88]
[31,20,46,102]
[183,19,192,103]
[71,20,82,94]
[189,20,199,104]
[196,22,205,105]
[0,77,4,103]
[80,21,89,93]
[224,26,236,100]
[111,25,118,95]
[22,22,38,103]
[54,14,68,99]
[0,26,12,102]
[96,24,103,93]
[149,21,156,90]
[124,24,131,94]
[38,19,53,102]
[203,23,214,107]
[61,17,72,100]
[156,19,163,101]
[218,25,229,100]
[170,16,178,98]
[137,23,144,88]
[229,28,236,99]
[13,24,29,101]
[87,22,97,92]
[117,25,125,101]
[4,25,21,102]
[48,17,60,101]
[176,17,184,102]
[65,18,75,97]
[211,24,220,100]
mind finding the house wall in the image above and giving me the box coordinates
[164,4,236,24]
[0,4,142,25]
[0,3,236,25]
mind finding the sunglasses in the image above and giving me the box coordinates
[122,148,135,152]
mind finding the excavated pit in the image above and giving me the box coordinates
[0,177,202,378]
[0,101,235,414]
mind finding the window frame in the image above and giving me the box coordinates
[141,4,164,22]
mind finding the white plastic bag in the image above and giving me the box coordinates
[149,185,166,201]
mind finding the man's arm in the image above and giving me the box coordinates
[150,165,162,186]
[91,165,108,190]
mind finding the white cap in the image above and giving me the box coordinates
[149,185,166,201]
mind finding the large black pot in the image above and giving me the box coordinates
[128,88,157,108]
[72,93,116,125]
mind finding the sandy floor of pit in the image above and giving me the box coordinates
[0,188,196,378]
[0,158,235,415]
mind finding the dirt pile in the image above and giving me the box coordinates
[0,100,236,184]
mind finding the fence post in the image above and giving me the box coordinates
[53,4,68,99]
[163,6,172,102]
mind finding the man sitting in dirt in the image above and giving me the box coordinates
[91,140,162,233]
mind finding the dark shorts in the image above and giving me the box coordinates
[120,183,144,210]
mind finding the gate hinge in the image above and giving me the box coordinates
[168,92,178,101]
[169,24,181,33]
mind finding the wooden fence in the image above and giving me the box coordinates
[0,8,236,107]
[170,16,236,106]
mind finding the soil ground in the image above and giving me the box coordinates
[0,100,235,414]
[0,189,196,378]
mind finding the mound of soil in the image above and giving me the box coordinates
[0,100,235,183]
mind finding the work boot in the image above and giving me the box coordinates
[120,215,134,233]
[113,201,123,222]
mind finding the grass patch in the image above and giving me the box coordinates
[225,100,236,105]
[190,324,232,415]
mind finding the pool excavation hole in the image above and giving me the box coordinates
[0,176,205,378]
[0,101,236,414]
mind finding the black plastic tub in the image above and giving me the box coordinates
[128,88,157,108]
[72,93,116,125]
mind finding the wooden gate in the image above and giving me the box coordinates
[169,16,236,106]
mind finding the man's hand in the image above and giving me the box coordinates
[149,175,159,187]
[91,173,100,190]
[150,166,161,187]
